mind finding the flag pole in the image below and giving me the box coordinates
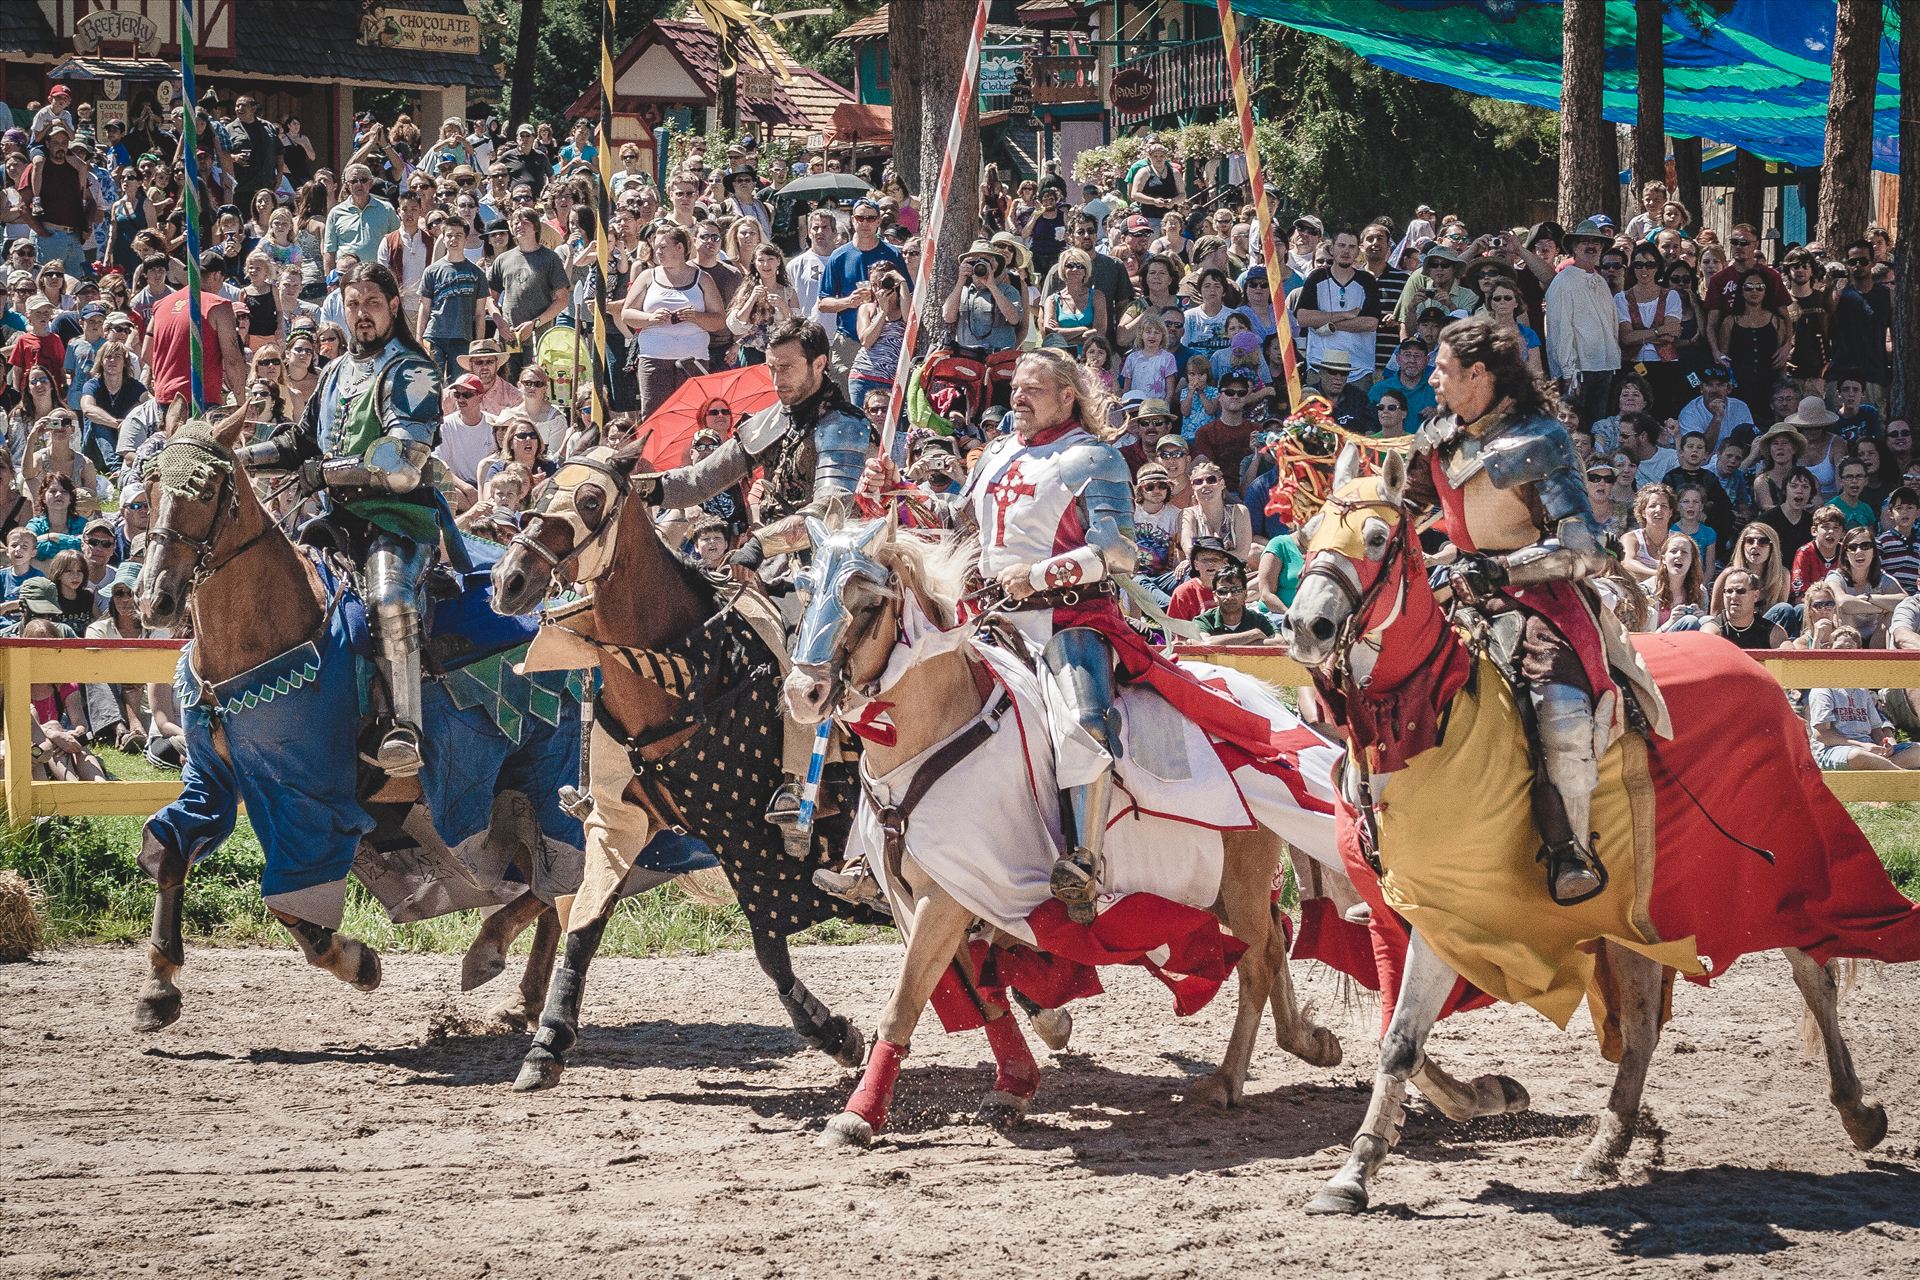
[1215,0,1302,410]
[592,0,617,441]
[878,0,990,460]
[177,0,205,414]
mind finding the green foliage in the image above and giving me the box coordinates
[1077,25,1558,232]
[764,1,877,92]
[473,0,681,128]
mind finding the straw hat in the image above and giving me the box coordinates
[1751,422,1807,456]
[1782,396,1840,429]
[988,231,1031,273]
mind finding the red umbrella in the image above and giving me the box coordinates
[638,364,778,469]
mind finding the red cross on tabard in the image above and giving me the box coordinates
[986,460,1035,543]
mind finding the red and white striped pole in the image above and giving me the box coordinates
[879,0,991,460]
[1216,0,1304,410]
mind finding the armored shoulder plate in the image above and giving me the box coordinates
[736,402,790,456]
[1478,413,1581,492]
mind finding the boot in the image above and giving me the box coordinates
[1539,837,1607,906]
[1048,850,1098,925]
[812,861,891,915]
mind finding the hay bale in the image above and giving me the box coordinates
[0,870,47,961]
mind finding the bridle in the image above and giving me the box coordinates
[1298,491,1414,688]
[146,442,280,588]
[508,454,631,583]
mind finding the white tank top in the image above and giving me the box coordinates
[634,265,711,361]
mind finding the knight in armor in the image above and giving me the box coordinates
[625,318,872,851]
[236,263,444,778]
[855,349,1141,922]
[1405,315,1667,905]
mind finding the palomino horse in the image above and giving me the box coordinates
[133,419,574,1033]
[1285,447,1916,1214]
[781,517,1357,1148]
[490,446,876,1091]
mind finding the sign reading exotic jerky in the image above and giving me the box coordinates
[359,7,483,55]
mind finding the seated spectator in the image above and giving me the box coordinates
[19,615,106,781]
[1661,430,1733,545]
[44,548,95,634]
[1122,313,1178,401]
[0,527,41,603]
[1806,643,1920,770]
[1760,465,1819,564]
[1195,562,1282,643]
[686,515,732,572]
[1167,536,1234,621]
[1175,355,1217,440]
[1308,350,1374,435]
[24,409,100,497]
[1367,336,1437,423]
[1131,462,1180,580]
[84,565,154,752]
[1830,458,1877,530]
[1153,434,1195,508]
[1827,527,1907,647]
[1877,485,1920,593]
[1701,568,1786,649]
[1618,483,1674,589]
[1791,505,1847,601]
[455,464,533,542]
[1675,363,1754,451]
[1711,521,1789,613]
[1255,527,1306,615]
[477,410,556,489]
[1177,460,1253,568]
[0,450,30,540]
[1192,373,1261,494]
[1749,421,1806,511]
[1794,580,1843,651]
[1649,532,1706,630]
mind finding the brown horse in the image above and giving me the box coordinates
[781,518,1350,1147]
[490,446,875,1092]
[131,416,561,1034]
[1285,449,1910,1213]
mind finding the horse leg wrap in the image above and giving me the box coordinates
[531,963,584,1057]
[142,833,188,968]
[983,1013,1040,1101]
[280,914,337,962]
[783,979,837,1048]
[846,1039,907,1132]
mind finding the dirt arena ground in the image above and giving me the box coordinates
[2,942,1917,1278]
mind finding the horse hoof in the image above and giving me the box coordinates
[1299,1026,1343,1069]
[1183,1074,1239,1111]
[351,946,382,993]
[1843,1101,1889,1152]
[489,1002,535,1033]
[132,993,181,1034]
[460,945,507,993]
[513,1046,565,1092]
[817,1112,874,1149]
[1496,1076,1530,1113]
[975,1090,1030,1130]
[1029,1007,1073,1052]
[1570,1155,1620,1183]
[832,1021,866,1070]
[1304,1180,1368,1215]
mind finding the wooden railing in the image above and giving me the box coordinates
[4,639,1920,821]
[2,637,188,821]
[1176,643,1920,804]
[1110,38,1245,128]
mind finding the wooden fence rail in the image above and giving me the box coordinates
[3,639,1920,821]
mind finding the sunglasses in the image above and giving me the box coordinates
[256,356,282,366]
[1155,447,1187,459]
[288,346,314,357]
[1729,238,1753,247]
[1809,599,1837,609]
[511,431,541,441]
[1741,535,1768,545]
[452,390,477,401]
[1847,541,1875,550]
[1847,257,1871,267]
[705,407,731,417]
[125,501,148,511]
[86,538,115,549]
[1192,476,1222,486]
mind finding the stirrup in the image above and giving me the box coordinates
[812,863,891,915]
[1537,837,1607,907]
[1049,852,1098,925]
[363,724,423,778]
[765,782,805,827]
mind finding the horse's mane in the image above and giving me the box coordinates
[873,525,978,630]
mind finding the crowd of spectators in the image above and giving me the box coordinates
[0,89,1912,773]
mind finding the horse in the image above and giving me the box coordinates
[778,515,1373,1147]
[132,419,582,1034]
[489,446,877,1092]
[1283,446,1920,1214]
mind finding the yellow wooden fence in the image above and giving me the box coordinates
[4,639,1920,822]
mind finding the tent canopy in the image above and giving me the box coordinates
[1237,0,1900,173]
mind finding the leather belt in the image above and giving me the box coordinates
[1001,580,1116,612]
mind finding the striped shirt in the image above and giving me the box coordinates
[1877,525,1920,593]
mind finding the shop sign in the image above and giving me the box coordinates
[359,7,483,55]
[74,9,161,56]
[980,53,1023,98]
[1110,67,1154,113]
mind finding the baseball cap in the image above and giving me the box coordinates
[105,311,134,329]
[851,196,882,214]
[49,84,71,99]
[119,482,146,506]
[1125,214,1153,235]
[15,577,61,616]
[8,269,34,289]
[1586,462,1618,481]
[83,516,114,539]
[1293,214,1325,236]
[450,373,484,394]
[79,302,106,319]
[1700,362,1732,383]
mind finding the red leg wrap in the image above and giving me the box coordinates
[845,1039,907,1131]
[983,1013,1040,1100]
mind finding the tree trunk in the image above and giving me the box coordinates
[891,0,981,347]
[888,3,925,196]
[1557,0,1609,227]
[1672,135,1702,219]
[1598,122,1622,224]
[1817,0,1885,250]
[1632,0,1666,196]
[508,0,545,131]
[1893,0,1919,421]
[1732,147,1766,235]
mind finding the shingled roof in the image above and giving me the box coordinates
[232,0,500,90]
[569,18,808,129]
[0,3,64,58]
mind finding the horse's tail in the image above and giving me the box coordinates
[674,867,736,907]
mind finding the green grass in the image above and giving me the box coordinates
[2,747,889,957]
[5,745,1915,953]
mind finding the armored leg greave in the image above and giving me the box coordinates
[367,538,428,776]
[1530,679,1607,905]
[1042,627,1122,925]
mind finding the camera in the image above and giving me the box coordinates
[970,260,989,278]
